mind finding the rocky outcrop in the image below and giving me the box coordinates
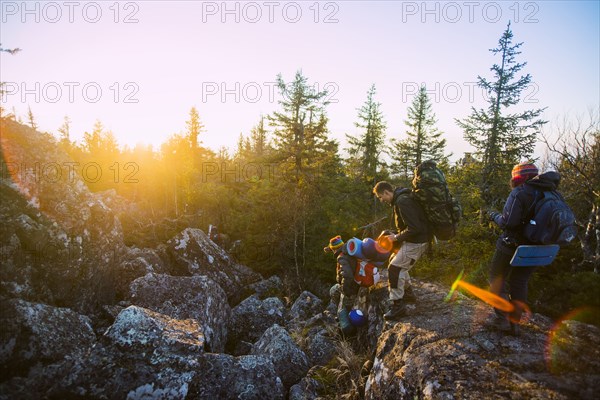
[249,275,284,299]
[0,299,96,381]
[365,280,600,400]
[0,120,126,314]
[128,273,230,352]
[115,247,166,299]
[166,228,261,304]
[251,324,310,388]
[287,290,323,332]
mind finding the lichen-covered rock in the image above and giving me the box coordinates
[365,280,600,400]
[114,247,166,299]
[251,324,310,388]
[287,291,322,330]
[128,273,230,352]
[289,377,321,400]
[0,120,126,314]
[249,275,284,299]
[105,305,205,355]
[228,295,285,346]
[166,228,261,304]
[187,353,285,399]
[305,328,337,367]
[37,305,208,399]
[0,299,96,381]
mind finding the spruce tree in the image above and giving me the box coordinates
[391,85,448,174]
[186,107,204,150]
[346,84,387,186]
[456,22,546,207]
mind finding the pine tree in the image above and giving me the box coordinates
[186,107,204,150]
[456,22,546,207]
[346,84,387,186]
[391,85,448,173]
[58,116,73,152]
[269,71,331,183]
[27,106,37,130]
[250,116,268,157]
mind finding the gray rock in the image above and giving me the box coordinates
[114,247,166,299]
[228,295,285,346]
[166,228,261,304]
[129,273,230,352]
[365,279,600,400]
[187,353,285,399]
[287,291,322,330]
[306,328,337,367]
[105,305,205,355]
[249,275,284,299]
[0,299,96,380]
[289,377,321,400]
[0,120,127,314]
[251,324,310,388]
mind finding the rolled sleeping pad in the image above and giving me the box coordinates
[361,238,390,262]
[346,237,365,259]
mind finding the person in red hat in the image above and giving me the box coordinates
[486,162,562,335]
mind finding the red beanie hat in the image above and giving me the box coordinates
[511,162,539,186]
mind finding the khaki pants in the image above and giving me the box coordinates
[388,241,429,301]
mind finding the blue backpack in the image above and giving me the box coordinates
[523,190,577,245]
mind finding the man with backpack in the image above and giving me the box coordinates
[373,182,433,320]
[486,162,574,335]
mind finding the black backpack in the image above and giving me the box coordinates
[412,160,462,240]
[523,190,577,245]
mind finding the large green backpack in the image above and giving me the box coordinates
[412,160,462,240]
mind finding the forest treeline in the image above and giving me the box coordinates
[2,24,599,324]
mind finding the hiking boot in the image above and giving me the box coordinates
[484,312,510,332]
[403,286,417,303]
[509,322,521,337]
[384,301,407,321]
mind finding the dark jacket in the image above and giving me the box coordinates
[492,171,561,254]
[392,188,432,244]
[336,243,359,297]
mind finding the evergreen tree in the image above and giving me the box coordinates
[186,107,204,150]
[250,116,269,157]
[391,85,448,173]
[58,116,73,153]
[269,71,331,183]
[346,84,387,186]
[456,22,546,208]
[27,106,37,130]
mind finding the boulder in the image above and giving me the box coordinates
[249,275,284,299]
[228,295,285,346]
[166,228,261,304]
[129,273,230,352]
[114,247,166,299]
[365,280,600,400]
[287,291,322,331]
[251,324,310,388]
[289,377,321,400]
[0,299,96,381]
[187,354,285,399]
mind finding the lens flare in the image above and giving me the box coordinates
[545,307,598,374]
[376,235,393,252]
[445,271,514,313]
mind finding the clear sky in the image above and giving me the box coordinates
[1,0,599,160]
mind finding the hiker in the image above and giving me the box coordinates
[373,181,432,320]
[486,162,562,335]
[324,235,360,315]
